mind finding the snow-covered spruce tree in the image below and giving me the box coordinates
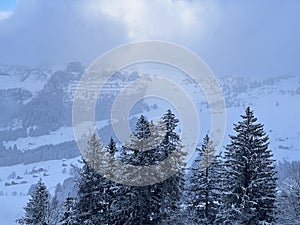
[107,137,118,156]
[59,194,75,225]
[117,111,185,225]
[216,107,277,224]
[119,115,161,225]
[17,178,50,225]
[158,109,186,225]
[73,133,110,224]
[102,137,125,225]
[123,115,153,166]
[187,135,223,225]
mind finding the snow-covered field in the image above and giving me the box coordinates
[0,157,80,225]
[3,120,109,152]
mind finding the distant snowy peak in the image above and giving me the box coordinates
[0,64,52,94]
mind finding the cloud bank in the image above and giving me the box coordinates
[0,0,299,77]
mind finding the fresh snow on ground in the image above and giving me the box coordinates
[0,157,80,225]
[3,120,109,151]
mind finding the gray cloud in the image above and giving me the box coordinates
[0,0,299,77]
[0,0,128,67]
[194,1,300,77]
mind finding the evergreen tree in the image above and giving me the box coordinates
[120,110,185,224]
[103,137,124,225]
[217,107,277,224]
[187,135,223,225]
[134,115,151,140]
[159,109,186,224]
[120,111,186,224]
[17,179,50,225]
[119,115,161,225]
[107,137,118,155]
[123,115,154,166]
[60,194,75,225]
[73,134,109,224]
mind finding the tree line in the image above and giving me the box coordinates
[18,107,284,225]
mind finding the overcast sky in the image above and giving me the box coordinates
[0,0,299,77]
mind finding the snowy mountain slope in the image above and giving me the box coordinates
[2,120,108,152]
[0,62,299,224]
[0,62,299,163]
[0,64,51,94]
[0,157,80,225]
[0,64,52,130]
[122,63,300,161]
[219,75,300,161]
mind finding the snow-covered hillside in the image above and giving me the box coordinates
[0,157,80,225]
[1,62,299,162]
[0,64,51,94]
[0,62,299,224]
